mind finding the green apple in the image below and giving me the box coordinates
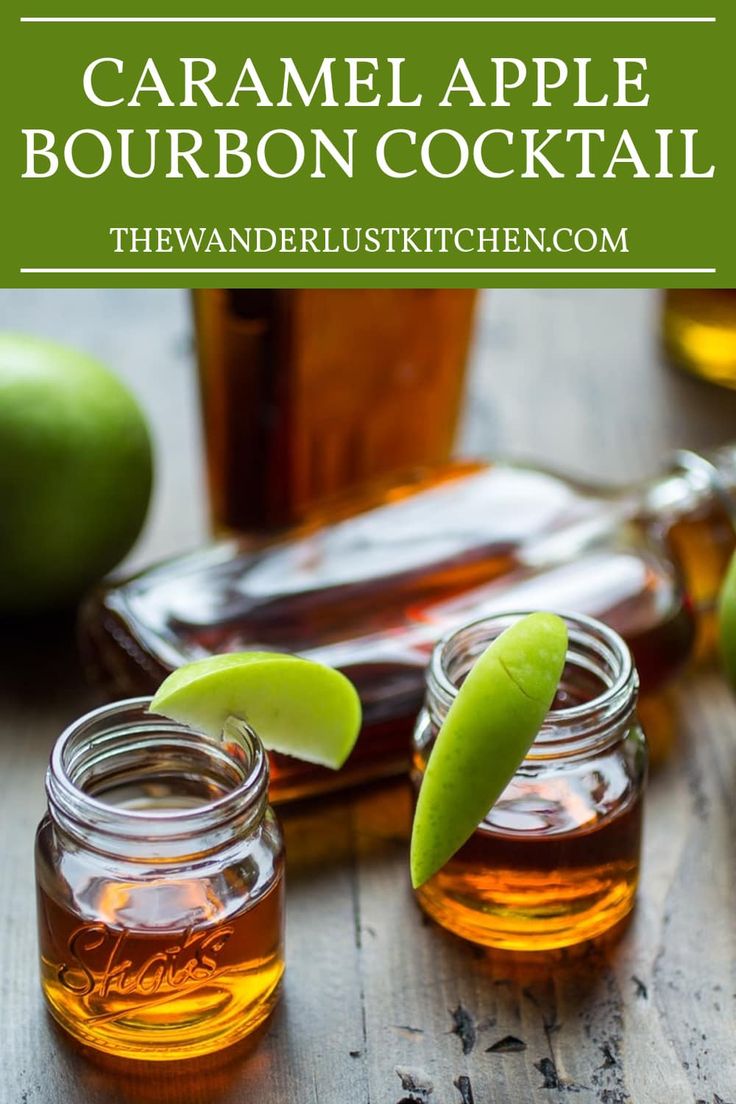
[411,612,568,888]
[718,549,736,687]
[0,334,152,612]
[150,652,362,768]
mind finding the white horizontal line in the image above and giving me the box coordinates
[20,267,716,274]
[19,15,717,23]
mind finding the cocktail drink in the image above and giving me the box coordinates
[35,653,360,1059]
[412,613,646,950]
[35,701,284,1059]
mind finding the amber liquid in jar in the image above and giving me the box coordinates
[36,702,285,1060]
[413,614,646,951]
[415,771,642,951]
[37,877,284,1060]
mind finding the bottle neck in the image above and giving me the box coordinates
[630,444,734,623]
[639,443,736,524]
[676,445,736,519]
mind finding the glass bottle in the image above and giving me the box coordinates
[78,443,736,803]
[664,290,736,388]
[35,699,284,1060]
[413,612,646,950]
[194,289,477,533]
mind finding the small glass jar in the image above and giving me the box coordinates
[412,612,647,951]
[35,698,285,1061]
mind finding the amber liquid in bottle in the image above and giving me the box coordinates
[194,289,477,533]
[664,290,736,389]
[37,878,284,1060]
[80,454,736,801]
[666,501,736,659]
[81,552,686,800]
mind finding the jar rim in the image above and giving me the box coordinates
[47,696,269,849]
[429,610,638,753]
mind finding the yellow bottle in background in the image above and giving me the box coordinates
[664,290,736,388]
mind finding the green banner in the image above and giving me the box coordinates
[3,0,734,287]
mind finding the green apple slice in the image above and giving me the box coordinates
[718,550,736,687]
[410,612,568,888]
[150,652,362,768]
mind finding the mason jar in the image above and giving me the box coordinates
[412,612,647,951]
[35,698,284,1060]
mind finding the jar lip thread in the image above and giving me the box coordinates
[428,610,638,756]
[47,696,269,848]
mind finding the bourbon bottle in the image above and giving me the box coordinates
[79,445,736,802]
[194,289,477,533]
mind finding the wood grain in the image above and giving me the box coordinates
[2,289,736,1104]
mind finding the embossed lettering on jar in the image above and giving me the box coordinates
[35,699,284,1060]
[413,613,647,950]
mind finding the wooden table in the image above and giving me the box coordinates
[3,289,736,1104]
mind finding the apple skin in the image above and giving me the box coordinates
[151,652,362,769]
[410,612,568,889]
[718,550,736,688]
[0,334,153,613]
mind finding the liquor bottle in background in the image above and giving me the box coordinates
[193,289,478,534]
[80,445,736,803]
[664,290,736,388]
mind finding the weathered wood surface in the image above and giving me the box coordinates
[2,289,736,1104]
